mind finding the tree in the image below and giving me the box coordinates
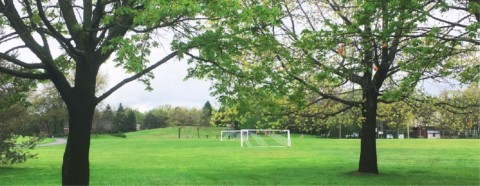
[125,110,137,132]
[112,103,136,133]
[0,0,215,184]
[29,83,68,137]
[168,107,191,138]
[432,0,479,83]
[434,84,480,133]
[132,109,145,129]
[201,101,213,126]
[183,0,478,174]
[143,112,167,129]
[210,105,242,130]
[93,105,114,133]
[378,101,415,138]
[0,60,39,165]
[0,106,40,165]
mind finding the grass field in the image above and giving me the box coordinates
[1,127,479,185]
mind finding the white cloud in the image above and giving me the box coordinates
[100,58,214,112]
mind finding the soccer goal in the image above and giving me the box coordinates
[220,130,242,141]
[240,129,291,147]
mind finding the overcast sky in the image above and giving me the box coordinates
[100,58,216,112]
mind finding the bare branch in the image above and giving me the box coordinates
[0,0,51,61]
[58,0,81,47]
[0,66,49,80]
[36,0,81,59]
[96,51,179,104]
[0,52,46,69]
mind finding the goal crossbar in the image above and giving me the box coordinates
[240,129,291,148]
[220,130,241,141]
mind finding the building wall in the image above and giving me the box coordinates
[427,132,441,139]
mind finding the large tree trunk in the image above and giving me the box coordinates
[358,88,379,174]
[61,61,98,185]
[62,101,95,185]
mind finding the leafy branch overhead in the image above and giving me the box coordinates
[0,0,214,103]
[0,0,231,184]
[184,0,478,116]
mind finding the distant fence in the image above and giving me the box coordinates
[313,129,480,139]
[379,130,480,139]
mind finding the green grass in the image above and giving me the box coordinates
[37,138,56,145]
[14,136,55,145]
[1,127,479,185]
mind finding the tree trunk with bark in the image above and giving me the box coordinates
[358,87,379,174]
[178,127,182,138]
[60,60,99,185]
[62,104,94,185]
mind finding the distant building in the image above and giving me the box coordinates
[412,126,441,139]
[427,130,441,139]
[136,124,141,131]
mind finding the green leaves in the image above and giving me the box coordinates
[178,0,477,132]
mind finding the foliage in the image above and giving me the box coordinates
[210,105,242,129]
[431,84,479,131]
[113,104,126,132]
[201,101,213,126]
[0,60,39,165]
[112,104,137,133]
[143,111,167,129]
[92,105,115,134]
[28,83,68,137]
[125,110,137,131]
[377,101,415,136]
[0,134,40,165]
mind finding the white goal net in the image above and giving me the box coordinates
[220,130,242,141]
[240,129,291,147]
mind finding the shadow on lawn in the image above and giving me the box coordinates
[0,166,42,171]
[191,165,477,185]
[0,166,43,177]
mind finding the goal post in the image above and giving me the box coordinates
[240,129,291,147]
[220,130,241,141]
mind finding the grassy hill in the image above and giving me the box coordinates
[1,127,479,185]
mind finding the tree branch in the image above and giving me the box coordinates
[0,0,51,61]
[0,52,46,69]
[0,66,49,80]
[282,65,362,107]
[36,0,81,59]
[58,0,81,47]
[96,51,178,104]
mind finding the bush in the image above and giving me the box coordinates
[0,135,41,165]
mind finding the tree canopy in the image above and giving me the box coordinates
[182,0,479,174]
[0,0,230,184]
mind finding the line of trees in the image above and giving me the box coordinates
[2,81,215,137]
[3,79,215,137]
[211,84,479,139]
[93,101,214,134]
[11,100,215,137]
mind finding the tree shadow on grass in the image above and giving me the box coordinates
[0,166,42,175]
[191,165,478,185]
[0,166,60,185]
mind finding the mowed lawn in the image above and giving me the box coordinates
[1,127,479,185]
